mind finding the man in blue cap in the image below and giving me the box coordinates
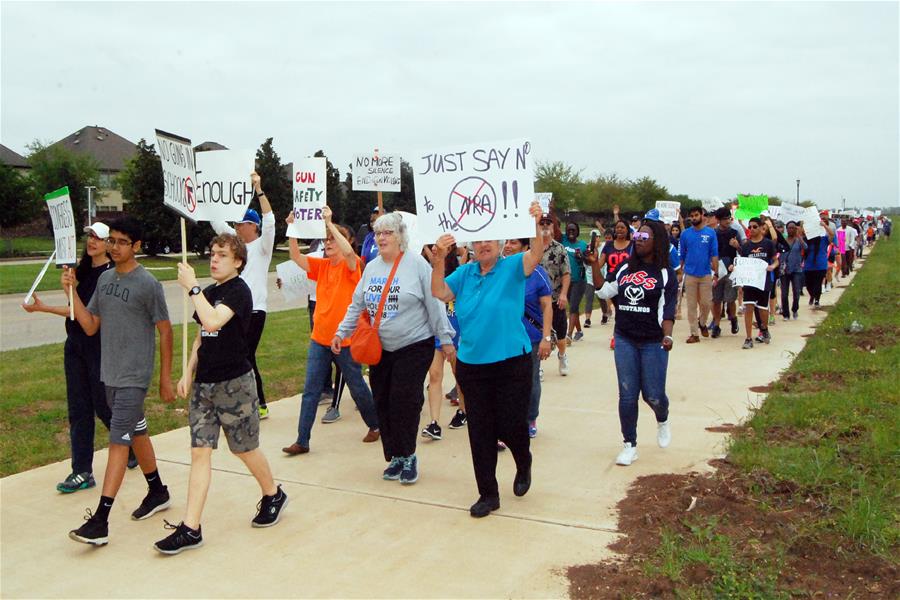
[360,206,383,268]
[211,172,275,419]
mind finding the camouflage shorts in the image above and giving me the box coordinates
[190,370,260,453]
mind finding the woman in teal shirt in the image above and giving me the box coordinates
[431,201,544,518]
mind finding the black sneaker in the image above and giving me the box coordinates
[742,338,754,350]
[131,486,171,521]
[154,521,203,555]
[57,472,96,494]
[448,410,467,429]
[755,330,771,344]
[730,317,739,335]
[583,318,591,328]
[252,485,289,528]
[792,311,798,320]
[127,448,138,470]
[710,324,722,339]
[69,509,108,545]
[601,314,609,325]
[470,496,500,518]
[421,421,442,440]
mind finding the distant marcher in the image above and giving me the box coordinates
[679,206,719,343]
[561,222,588,342]
[538,212,572,375]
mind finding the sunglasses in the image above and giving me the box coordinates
[539,219,553,225]
[748,224,760,229]
[633,232,651,241]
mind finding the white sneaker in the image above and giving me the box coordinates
[657,421,671,448]
[539,367,544,382]
[558,354,570,376]
[616,443,638,466]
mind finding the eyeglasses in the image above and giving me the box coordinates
[748,225,760,230]
[105,237,134,247]
[374,230,395,238]
[88,233,105,241]
[539,220,552,225]
[633,232,651,241]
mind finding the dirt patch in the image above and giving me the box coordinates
[849,324,899,352]
[705,423,742,433]
[748,384,772,393]
[776,370,847,393]
[566,462,899,599]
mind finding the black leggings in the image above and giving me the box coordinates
[246,311,267,408]
[804,270,826,304]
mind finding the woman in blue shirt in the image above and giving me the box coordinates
[431,201,543,518]
[801,217,835,308]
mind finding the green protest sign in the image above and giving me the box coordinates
[734,194,769,220]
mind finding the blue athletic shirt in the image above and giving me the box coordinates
[523,265,552,344]
[680,226,718,277]
[803,236,830,271]
[446,253,531,364]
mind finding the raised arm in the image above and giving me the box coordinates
[285,212,311,271]
[522,201,544,276]
[324,205,358,272]
[431,234,457,303]
[177,263,237,333]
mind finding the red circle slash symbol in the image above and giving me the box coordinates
[448,177,496,233]
[184,177,197,213]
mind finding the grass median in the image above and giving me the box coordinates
[0,308,311,477]
[568,240,899,598]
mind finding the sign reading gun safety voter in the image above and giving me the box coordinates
[286,157,327,239]
[414,138,535,243]
[45,186,77,266]
[195,150,255,222]
[156,129,201,221]
[353,153,401,192]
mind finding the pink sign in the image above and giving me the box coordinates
[836,229,846,254]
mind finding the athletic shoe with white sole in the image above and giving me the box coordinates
[421,421,442,440]
[131,486,171,521]
[616,443,638,466]
[321,406,341,423]
[657,421,671,448]
[558,354,570,376]
[153,521,203,555]
[69,509,108,546]
[252,485,289,527]
[57,472,96,494]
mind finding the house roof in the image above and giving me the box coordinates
[194,141,228,152]
[0,144,29,168]
[50,125,137,172]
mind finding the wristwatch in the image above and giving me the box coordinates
[544,336,553,343]
[189,285,202,297]
[663,335,674,343]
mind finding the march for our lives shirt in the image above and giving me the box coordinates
[680,226,719,277]
[446,253,531,365]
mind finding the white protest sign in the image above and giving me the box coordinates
[655,200,680,224]
[275,260,311,304]
[23,251,57,305]
[875,209,882,217]
[764,206,781,221]
[801,206,826,238]
[44,187,77,266]
[702,197,724,212]
[156,129,200,221]
[413,138,534,243]
[777,202,806,224]
[286,157,327,239]
[731,256,768,290]
[395,211,426,255]
[195,150,255,222]
[353,153,401,192]
[535,193,553,215]
[863,209,874,219]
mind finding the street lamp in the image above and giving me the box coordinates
[796,179,800,204]
[84,186,97,226]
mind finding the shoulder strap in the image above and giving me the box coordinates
[373,252,404,330]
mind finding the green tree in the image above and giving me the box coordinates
[534,160,585,213]
[26,141,99,226]
[0,164,40,230]
[254,138,292,244]
[117,139,180,255]
[313,150,345,229]
[343,165,377,232]
[629,176,668,212]
[580,174,639,215]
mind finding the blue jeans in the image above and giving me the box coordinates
[296,341,378,447]
[528,341,541,422]
[613,334,669,446]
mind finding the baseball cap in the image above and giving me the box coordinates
[371,206,380,213]
[630,214,641,222]
[236,209,261,227]
[643,209,661,222]
[83,222,110,239]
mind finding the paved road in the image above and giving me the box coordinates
[1,271,306,351]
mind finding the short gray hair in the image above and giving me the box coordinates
[372,212,409,252]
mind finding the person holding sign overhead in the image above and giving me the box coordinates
[22,222,122,493]
[430,201,544,518]
[211,172,274,420]
[63,216,176,546]
[282,206,381,457]
[738,217,779,349]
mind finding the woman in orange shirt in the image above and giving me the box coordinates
[281,206,380,456]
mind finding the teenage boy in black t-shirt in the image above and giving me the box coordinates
[154,233,287,555]
[739,218,779,349]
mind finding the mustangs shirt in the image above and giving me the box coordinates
[610,262,678,343]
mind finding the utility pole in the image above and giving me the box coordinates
[84,185,97,226]
[842,197,846,212]
[796,179,800,204]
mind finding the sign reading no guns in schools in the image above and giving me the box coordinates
[156,129,202,221]
[414,138,535,243]
[286,157,327,239]
[353,153,401,192]
[45,186,77,266]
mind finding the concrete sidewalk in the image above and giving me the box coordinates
[0,263,861,598]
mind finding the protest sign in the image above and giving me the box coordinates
[776,202,806,224]
[275,260,310,304]
[734,194,768,220]
[655,200,680,224]
[863,209,874,219]
[45,187,77,266]
[801,206,826,238]
[535,193,553,215]
[730,256,768,291]
[23,251,57,305]
[413,138,535,243]
[353,153,401,192]
[195,150,255,222]
[764,205,781,221]
[394,211,426,255]
[286,157,327,239]
[702,197,724,213]
[836,228,846,254]
[875,209,882,217]
[156,129,201,221]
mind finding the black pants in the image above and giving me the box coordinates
[369,338,434,461]
[456,352,532,500]
[804,270,826,304]
[64,335,111,474]
[780,272,803,317]
[841,251,852,277]
[247,310,267,408]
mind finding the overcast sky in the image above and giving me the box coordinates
[2,1,898,209]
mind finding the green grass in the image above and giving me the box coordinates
[0,250,289,295]
[0,236,56,257]
[0,308,311,477]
